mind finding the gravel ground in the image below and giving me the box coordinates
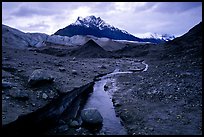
[2,43,202,135]
[2,46,142,128]
[112,57,202,135]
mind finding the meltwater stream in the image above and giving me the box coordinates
[82,69,133,135]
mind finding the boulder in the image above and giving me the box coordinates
[81,108,103,125]
[28,69,54,86]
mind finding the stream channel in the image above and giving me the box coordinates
[81,68,133,135]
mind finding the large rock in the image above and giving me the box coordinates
[28,69,54,86]
[81,108,103,125]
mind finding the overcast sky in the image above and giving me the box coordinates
[2,2,202,37]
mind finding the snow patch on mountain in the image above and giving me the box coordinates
[137,32,175,41]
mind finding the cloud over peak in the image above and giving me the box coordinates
[2,2,202,36]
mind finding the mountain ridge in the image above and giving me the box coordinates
[54,15,169,44]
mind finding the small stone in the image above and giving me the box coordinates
[72,70,77,75]
[54,61,62,66]
[2,81,13,89]
[98,132,106,135]
[114,101,122,107]
[18,69,24,72]
[100,65,107,69]
[58,120,66,125]
[176,115,182,119]
[59,67,66,72]
[42,93,48,99]
[9,90,29,101]
[149,127,154,131]
[3,57,10,61]
[168,95,173,98]
[69,120,80,128]
[76,127,81,132]
[104,85,109,91]
[57,125,68,133]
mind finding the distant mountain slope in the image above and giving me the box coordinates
[112,22,202,59]
[167,22,202,45]
[161,22,202,59]
[2,24,48,48]
[1,24,149,51]
[113,44,152,58]
[69,39,111,58]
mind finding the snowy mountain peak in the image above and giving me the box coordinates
[72,15,133,36]
[72,15,114,30]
